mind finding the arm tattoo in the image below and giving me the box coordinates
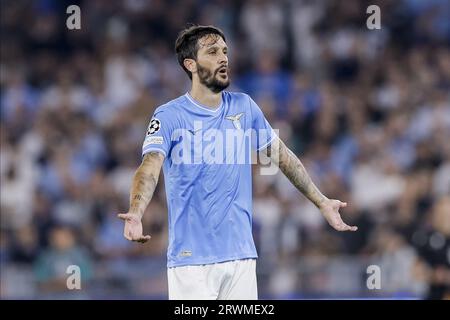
[267,140,327,208]
[129,152,163,218]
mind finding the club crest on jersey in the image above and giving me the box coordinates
[147,118,161,135]
[225,112,244,129]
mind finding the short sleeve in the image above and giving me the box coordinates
[142,108,176,158]
[249,96,276,151]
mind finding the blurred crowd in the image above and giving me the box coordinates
[1,0,449,299]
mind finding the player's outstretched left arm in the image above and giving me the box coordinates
[263,137,357,232]
[118,151,165,243]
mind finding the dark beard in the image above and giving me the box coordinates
[196,62,230,93]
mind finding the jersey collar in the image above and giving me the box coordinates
[185,92,224,113]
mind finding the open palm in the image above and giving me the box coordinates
[319,199,358,232]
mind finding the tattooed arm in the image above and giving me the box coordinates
[118,151,165,242]
[128,152,164,218]
[263,137,357,232]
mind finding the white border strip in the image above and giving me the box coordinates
[256,130,278,152]
[142,147,167,158]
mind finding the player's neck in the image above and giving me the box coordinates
[189,84,222,109]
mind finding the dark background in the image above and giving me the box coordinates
[1,0,449,299]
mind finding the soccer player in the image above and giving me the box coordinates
[118,24,357,300]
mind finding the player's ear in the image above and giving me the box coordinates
[184,58,197,74]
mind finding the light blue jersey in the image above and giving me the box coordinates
[142,91,275,267]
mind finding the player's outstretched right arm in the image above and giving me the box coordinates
[263,137,358,232]
[118,151,165,243]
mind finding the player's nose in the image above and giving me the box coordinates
[218,53,228,65]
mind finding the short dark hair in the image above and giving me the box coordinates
[175,24,226,79]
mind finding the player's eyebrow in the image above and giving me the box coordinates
[205,45,228,51]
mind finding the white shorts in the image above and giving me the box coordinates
[167,258,258,300]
